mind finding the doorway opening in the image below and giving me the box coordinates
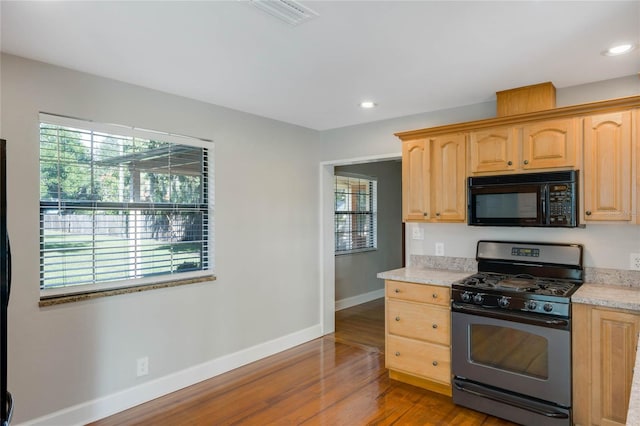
[319,153,401,337]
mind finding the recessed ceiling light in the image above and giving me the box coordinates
[360,101,377,109]
[602,43,636,56]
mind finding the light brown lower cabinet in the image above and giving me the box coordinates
[573,303,640,426]
[385,280,452,396]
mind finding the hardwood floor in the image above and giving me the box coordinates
[90,298,515,425]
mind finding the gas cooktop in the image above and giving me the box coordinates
[455,272,579,297]
[451,241,584,318]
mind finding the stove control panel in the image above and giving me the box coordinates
[451,288,570,318]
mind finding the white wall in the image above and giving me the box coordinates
[334,161,403,303]
[0,54,322,423]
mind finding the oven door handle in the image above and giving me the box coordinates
[453,381,569,419]
[451,302,570,330]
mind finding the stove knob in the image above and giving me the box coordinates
[526,301,537,311]
[473,294,484,304]
[461,292,472,302]
[498,297,510,308]
[543,303,554,312]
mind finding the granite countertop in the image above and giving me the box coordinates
[572,283,640,313]
[377,267,470,287]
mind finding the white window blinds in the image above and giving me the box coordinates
[39,113,214,295]
[334,173,377,254]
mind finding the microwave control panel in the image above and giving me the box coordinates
[548,183,575,225]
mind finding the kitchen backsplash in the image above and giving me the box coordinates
[409,255,477,272]
[409,255,640,288]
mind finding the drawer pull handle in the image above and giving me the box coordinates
[432,323,438,329]
[395,352,400,357]
[432,361,438,366]
[432,293,438,299]
[507,160,513,166]
[394,288,400,293]
[395,316,400,322]
[586,210,592,216]
[523,160,529,165]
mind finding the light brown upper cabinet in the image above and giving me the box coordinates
[521,118,578,170]
[636,109,640,224]
[402,138,430,221]
[468,126,517,174]
[469,118,578,175]
[431,134,466,222]
[583,111,633,222]
[396,94,640,224]
[401,134,466,222]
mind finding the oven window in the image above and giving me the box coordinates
[470,324,548,379]
[475,192,537,218]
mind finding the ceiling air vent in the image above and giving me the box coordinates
[249,0,319,26]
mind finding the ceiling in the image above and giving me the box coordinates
[1,1,639,131]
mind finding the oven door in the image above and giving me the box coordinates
[468,183,545,226]
[451,304,571,407]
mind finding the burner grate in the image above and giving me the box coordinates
[456,272,578,297]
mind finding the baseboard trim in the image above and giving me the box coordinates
[18,324,323,426]
[335,289,384,311]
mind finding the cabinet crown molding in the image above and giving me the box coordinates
[396,95,640,141]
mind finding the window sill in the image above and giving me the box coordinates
[335,248,377,256]
[39,275,216,307]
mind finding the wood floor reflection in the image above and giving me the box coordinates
[90,298,516,425]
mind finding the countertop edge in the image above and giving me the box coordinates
[377,267,471,287]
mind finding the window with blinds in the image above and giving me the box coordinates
[39,113,214,296]
[334,174,377,254]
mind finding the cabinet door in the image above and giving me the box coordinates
[385,280,450,306]
[386,335,451,384]
[573,304,640,426]
[521,118,577,170]
[469,127,517,173]
[402,139,430,221]
[387,299,450,345]
[583,111,632,221]
[636,110,640,224]
[591,308,640,426]
[431,134,466,222]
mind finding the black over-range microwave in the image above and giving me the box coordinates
[468,170,578,227]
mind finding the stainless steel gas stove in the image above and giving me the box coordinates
[451,240,583,426]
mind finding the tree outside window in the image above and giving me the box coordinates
[39,115,213,294]
[334,174,377,254]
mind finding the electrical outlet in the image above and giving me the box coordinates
[136,357,149,377]
[411,227,424,240]
[630,253,640,271]
[435,242,445,256]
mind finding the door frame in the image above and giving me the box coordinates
[319,152,401,335]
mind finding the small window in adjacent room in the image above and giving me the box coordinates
[38,113,214,302]
[334,173,377,255]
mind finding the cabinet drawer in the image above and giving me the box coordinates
[387,299,450,345]
[386,280,450,306]
[386,335,451,385]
